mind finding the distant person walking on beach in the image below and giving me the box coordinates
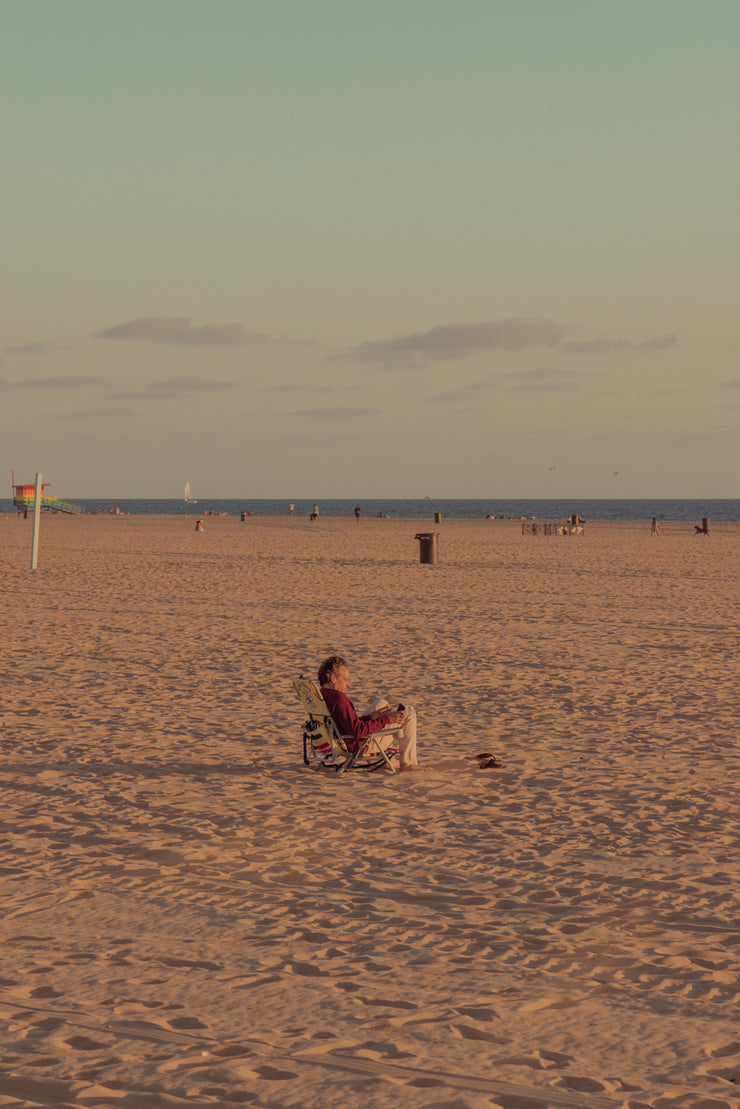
[354,503,361,522]
[311,503,319,522]
[318,655,425,771]
[651,516,660,536]
[289,502,295,517]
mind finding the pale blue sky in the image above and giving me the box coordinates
[2,0,739,498]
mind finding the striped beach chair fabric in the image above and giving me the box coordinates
[293,676,399,774]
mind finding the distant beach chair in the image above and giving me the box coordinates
[293,676,399,774]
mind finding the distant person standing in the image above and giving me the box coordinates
[311,503,319,522]
[354,503,361,523]
[651,516,660,536]
[289,502,295,517]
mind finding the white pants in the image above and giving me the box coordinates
[364,698,419,767]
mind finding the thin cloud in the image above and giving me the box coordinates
[341,318,565,363]
[560,334,677,354]
[289,406,382,419]
[427,366,601,403]
[4,343,67,355]
[426,381,492,405]
[262,382,360,394]
[504,367,588,393]
[636,334,677,352]
[146,375,239,394]
[13,375,109,389]
[111,376,239,401]
[47,407,132,421]
[560,337,629,354]
[92,317,270,346]
[718,377,740,390]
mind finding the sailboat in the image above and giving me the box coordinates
[184,482,197,504]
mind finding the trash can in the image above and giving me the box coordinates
[434,511,442,523]
[241,512,247,521]
[415,532,439,565]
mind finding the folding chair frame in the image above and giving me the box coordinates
[294,676,399,774]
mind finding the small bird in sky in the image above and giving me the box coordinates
[613,471,620,476]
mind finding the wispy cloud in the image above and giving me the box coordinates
[559,337,629,354]
[111,376,239,400]
[341,318,565,364]
[262,382,360,394]
[427,367,598,403]
[289,406,382,419]
[93,317,270,346]
[504,367,588,393]
[636,335,677,352]
[148,375,237,393]
[718,377,740,389]
[560,334,677,354]
[425,381,492,406]
[13,375,109,389]
[4,342,67,355]
[47,407,132,421]
[110,376,239,401]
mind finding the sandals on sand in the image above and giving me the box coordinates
[465,752,503,768]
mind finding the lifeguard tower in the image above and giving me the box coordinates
[11,472,84,515]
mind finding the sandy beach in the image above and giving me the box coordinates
[1,511,738,1109]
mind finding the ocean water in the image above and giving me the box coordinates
[2,497,738,522]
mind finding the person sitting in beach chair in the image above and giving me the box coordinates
[318,655,426,772]
[295,675,398,773]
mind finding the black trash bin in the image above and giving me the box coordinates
[415,532,439,565]
[434,511,442,523]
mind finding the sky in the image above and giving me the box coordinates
[2,0,739,499]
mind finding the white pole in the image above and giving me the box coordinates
[30,472,42,571]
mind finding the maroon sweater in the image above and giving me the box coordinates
[321,687,390,752]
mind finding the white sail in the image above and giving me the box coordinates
[184,482,197,503]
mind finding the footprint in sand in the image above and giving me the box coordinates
[452,1023,509,1044]
[255,1064,299,1081]
[167,1016,207,1030]
[519,995,583,1013]
[696,1040,740,1086]
[64,1035,111,1051]
[705,1040,740,1058]
[29,986,64,1000]
[554,1073,612,1093]
[454,1005,499,1022]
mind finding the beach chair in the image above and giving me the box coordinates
[293,676,399,774]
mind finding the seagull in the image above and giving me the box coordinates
[613,471,620,476]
